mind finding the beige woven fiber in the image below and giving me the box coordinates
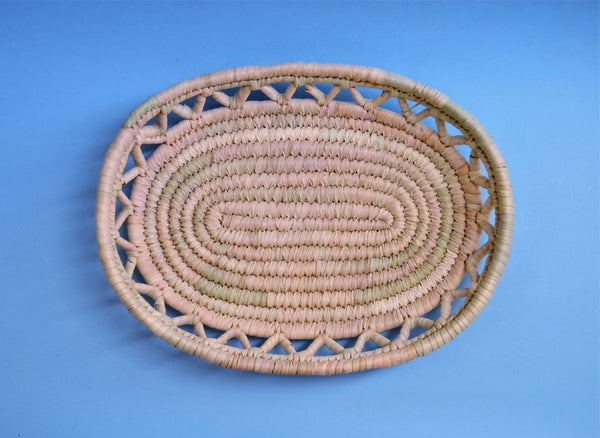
[96,63,513,374]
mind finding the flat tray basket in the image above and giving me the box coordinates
[96,63,513,374]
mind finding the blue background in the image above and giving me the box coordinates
[1,1,598,437]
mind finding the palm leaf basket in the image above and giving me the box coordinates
[96,63,513,375]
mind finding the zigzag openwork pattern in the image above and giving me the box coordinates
[96,63,513,374]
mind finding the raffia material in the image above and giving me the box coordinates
[96,63,513,374]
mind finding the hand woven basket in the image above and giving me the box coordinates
[96,63,513,374]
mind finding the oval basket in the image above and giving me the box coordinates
[96,63,513,374]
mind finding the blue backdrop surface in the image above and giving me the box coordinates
[0,2,598,437]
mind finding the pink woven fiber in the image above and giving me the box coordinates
[96,63,513,374]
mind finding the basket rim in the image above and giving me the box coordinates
[96,62,514,374]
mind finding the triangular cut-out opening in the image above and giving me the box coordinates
[203,94,227,111]
[409,325,428,340]
[410,102,427,114]
[123,155,136,173]
[221,87,240,97]
[204,325,226,339]
[141,293,154,308]
[291,86,314,100]
[360,339,381,353]
[132,267,145,284]
[331,87,354,104]
[446,122,463,136]
[422,304,441,321]
[379,97,403,115]
[404,99,417,108]
[477,252,490,273]
[269,82,292,95]
[314,345,338,356]
[178,323,196,335]
[451,296,467,314]
[180,96,197,109]
[116,245,128,267]
[314,82,334,95]
[144,115,158,127]
[114,198,125,225]
[480,187,490,205]
[353,86,380,101]
[291,339,313,352]
[164,303,183,319]
[455,144,472,162]
[117,219,129,241]
[265,343,288,355]
[457,275,471,290]
[420,115,437,131]
[167,112,185,129]
[478,232,489,248]
[141,143,161,160]
[379,326,401,342]
[479,162,490,179]
[226,337,245,349]
[120,179,134,199]
[246,89,271,102]
[248,335,268,348]
[334,337,357,349]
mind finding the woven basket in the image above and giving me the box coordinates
[96,63,513,374]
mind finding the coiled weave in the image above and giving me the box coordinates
[96,63,513,374]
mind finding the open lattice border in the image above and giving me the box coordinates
[96,63,513,374]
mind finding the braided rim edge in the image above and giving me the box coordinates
[96,63,514,374]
